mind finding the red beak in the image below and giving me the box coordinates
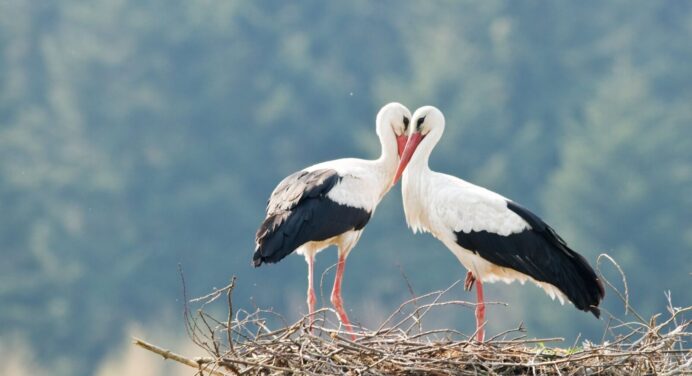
[396,135,408,157]
[392,132,423,185]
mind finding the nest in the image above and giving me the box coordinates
[135,258,691,375]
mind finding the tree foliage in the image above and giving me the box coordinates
[1,1,690,374]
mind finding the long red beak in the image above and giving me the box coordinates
[392,132,423,185]
[396,135,408,157]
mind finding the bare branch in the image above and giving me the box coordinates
[133,338,230,376]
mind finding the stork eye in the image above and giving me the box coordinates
[417,116,426,128]
[403,116,410,129]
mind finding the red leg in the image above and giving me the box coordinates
[475,279,486,342]
[330,254,355,340]
[306,255,316,329]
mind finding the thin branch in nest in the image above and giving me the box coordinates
[397,262,423,334]
[178,264,199,347]
[226,276,236,354]
[189,280,237,304]
[318,261,337,310]
[597,253,647,324]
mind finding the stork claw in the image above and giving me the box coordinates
[464,271,476,291]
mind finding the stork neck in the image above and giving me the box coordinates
[401,160,431,234]
[376,129,400,179]
[402,157,430,193]
[407,130,440,173]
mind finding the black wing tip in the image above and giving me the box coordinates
[252,248,265,267]
[591,278,606,319]
[576,274,605,318]
[575,257,606,318]
[589,305,601,318]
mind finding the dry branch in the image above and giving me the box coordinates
[137,258,691,375]
[133,338,229,376]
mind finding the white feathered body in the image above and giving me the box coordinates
[290,157,394,260]
[402,168,567,303]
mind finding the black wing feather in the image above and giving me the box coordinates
[253,169,371,267]
[455,201,605,317]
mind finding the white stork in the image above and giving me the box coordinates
[393,106,605,342]
[253,103,412,338]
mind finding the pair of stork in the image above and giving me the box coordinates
[253,103,605,342]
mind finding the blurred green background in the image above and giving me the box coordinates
[1,1,691,375]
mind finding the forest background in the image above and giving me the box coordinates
[1,1,690,375]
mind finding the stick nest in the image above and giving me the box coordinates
[135,257,691,375]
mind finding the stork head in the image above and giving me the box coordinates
[376,102,412,158]
[392,106,445,184]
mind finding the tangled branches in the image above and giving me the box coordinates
[135,258,691,375]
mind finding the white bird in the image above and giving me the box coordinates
[393,106,605,342]
[253,103,411,338]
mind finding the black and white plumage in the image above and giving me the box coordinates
[454,201,603,316]
[253,168,371,266]
[393,106,605,342]
[253,103,412,338]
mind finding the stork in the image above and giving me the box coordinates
[393,106,605,342]
[253,103,412,338]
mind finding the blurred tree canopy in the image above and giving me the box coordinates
[1,1,690,375]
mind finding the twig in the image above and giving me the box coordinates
[133,337,230,376]
[597,253,647,324]
[397,262,423,334]
[226,276,237,354]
